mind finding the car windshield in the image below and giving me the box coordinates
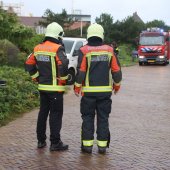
[63,40,74,53]
[139,36,164,45]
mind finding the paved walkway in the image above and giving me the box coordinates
[0,65,170,170]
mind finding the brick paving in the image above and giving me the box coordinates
[0,65,170,170]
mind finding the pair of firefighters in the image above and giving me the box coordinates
[25,22,122,154]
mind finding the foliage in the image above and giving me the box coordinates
[95,13,169,45]
[10,24,35,50]
[0,66,39,126]
[118,44,137,66]
[96,13,114,43]
[0,39,19,66]
[145,19,170,32]
[21,34,44,54]
[0,8,35,52]
[40,9,73,28]
[0,8,18,40]
[117,16,145,45]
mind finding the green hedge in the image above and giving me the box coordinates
[0,66,39,126]
[119,44,138,66]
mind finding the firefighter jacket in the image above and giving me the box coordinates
[75,41,122,96]
[25,38,69,92]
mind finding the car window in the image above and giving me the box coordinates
[63,40,74,53]
[74,41,83,51]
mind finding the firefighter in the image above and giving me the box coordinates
[74,23,122,154]
[25,22,69,151]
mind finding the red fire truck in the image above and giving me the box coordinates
[138,28,170,66]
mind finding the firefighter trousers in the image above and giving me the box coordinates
[36,91,63,144]
[80,95,112,146]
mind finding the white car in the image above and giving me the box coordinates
[63,37,87,85]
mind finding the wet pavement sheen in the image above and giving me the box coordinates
[0,65,170,170]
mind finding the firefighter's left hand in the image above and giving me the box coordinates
[113,84,120,95]
[32,78,38,83]
[74,85,81,97]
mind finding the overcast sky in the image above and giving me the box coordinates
[3,0,170,25]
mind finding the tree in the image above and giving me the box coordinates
[39,9,73,28]
[95,13,114,43]
[0,8,17,40]
[118,16,145,44]
[145,20,170,31]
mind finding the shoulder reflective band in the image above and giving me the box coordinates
[82,86,112,92]
[34,51,56,57]
[82,140,94,147]
[31,72,39,79]
[97,140,107,147]
[38,84,65,91]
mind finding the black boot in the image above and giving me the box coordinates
[37,141,46,148]
[50,141,68,151]
[98,146,106,154]
[81,146,93,153]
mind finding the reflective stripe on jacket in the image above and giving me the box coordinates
[75,44,122,95]
[25,41,68,92]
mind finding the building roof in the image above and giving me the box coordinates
[18,16,44,27]
[132,12,144,23]
[69,21,90,30]
[19,16,90,30]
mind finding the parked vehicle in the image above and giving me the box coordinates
[63,37,87,85]
[138,28,170,66]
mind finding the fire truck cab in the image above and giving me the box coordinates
[138,28,170,66]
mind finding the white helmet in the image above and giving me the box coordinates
[45,22,64,40]
[87,23,104,40]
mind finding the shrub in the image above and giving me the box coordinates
[21,34,44,53]
[119,44,137,66]
[0,66,39,126]
[0,39,19,66]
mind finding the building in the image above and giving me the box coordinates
[132,12,144,23]
[0,1,91,34]
[19,14,91,34]
[18,16,46,34]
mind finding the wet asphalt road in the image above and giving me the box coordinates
[0,64,170,170]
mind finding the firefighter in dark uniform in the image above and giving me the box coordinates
[25,22,69,151]
[74,23,122,154]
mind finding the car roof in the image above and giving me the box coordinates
[63,37,87,42]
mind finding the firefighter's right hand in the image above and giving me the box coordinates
[74,85,81,97]
[113,84,120,95]
[32,78,39,83]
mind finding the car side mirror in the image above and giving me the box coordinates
[73,50,79,56]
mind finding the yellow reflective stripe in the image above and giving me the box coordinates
[86,51,113,56]
[38,84,65,91]
[74,82,81,87]
[85,52,112,87]
[85,54,91,86]
[51,57,57,85]
[31,72,39,79]
[34,51,56,57]
[108,55,112,86]
[82,86,112,92]
[60,75,68,80]
[97,140,107,147]
[83,140,94,147]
